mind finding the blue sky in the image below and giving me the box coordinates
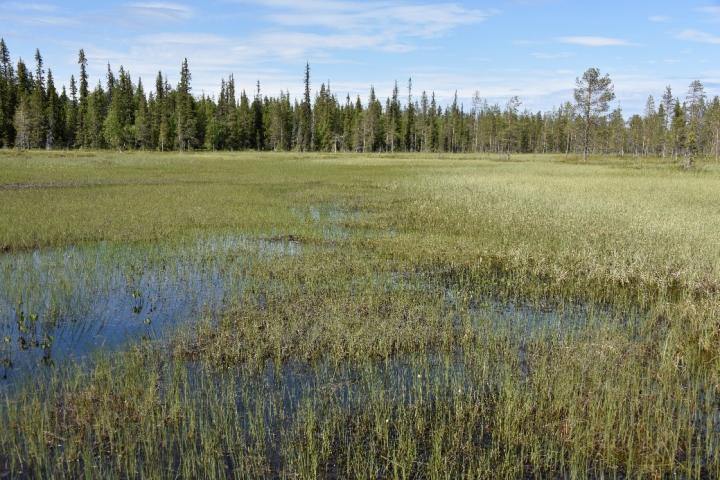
[1,0,719,114]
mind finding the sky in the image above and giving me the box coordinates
[1,0,719,114]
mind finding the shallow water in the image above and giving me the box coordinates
[0,204,360,383]
[0,202,634,387]
[292,204,362,241]
[0,234,301,381]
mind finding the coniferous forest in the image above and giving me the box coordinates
[1,39,719,160]
[7,8,720,473]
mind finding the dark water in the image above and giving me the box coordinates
[0,235,301,382]
[0,204,358,383]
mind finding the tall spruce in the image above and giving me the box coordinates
[134,78,150,149]
[2,39,720,159]
[77,49,89,147]
[27,49,47,148]
[175,58,195,150]
[299,62,312,151]
[0,38,17,146]
[45,69,62,149]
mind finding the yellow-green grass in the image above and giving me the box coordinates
[1,150,720,478]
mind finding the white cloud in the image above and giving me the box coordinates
[124,2,192,21]
[240,0,494,55]
[677,29,720,44]
[260,1,494,36]
[558,36,634,47]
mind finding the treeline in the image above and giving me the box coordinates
[0,39,719,159]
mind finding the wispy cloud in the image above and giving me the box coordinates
[259,0,494,36]
[695,6,720,16]
[558,36,634,47]
[0,1,75,26]
[241,0,495,54]
[124,2,192,21]
[677,29,720,44]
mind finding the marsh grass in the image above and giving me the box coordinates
[1,151,720,478]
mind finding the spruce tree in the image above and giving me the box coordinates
[153,72,169,151]
[175,59,196,150]
[403,78,415,151]
[65,75,78,147]
[299,62,312,151]
[0,38,17,147]
[28,49,47,148]
[387,81,401,152]
[252,81,264,150]
[87,81,107,148]
[13,96,31,149]
[77,49,89,147]
[133,78,149,149]
[238,90,252,149]
[103,65,135,149]
[58,85,70,147]
[45,69,62,149]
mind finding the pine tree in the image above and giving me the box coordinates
[671,100,687,161]
[685,80,706,155]
[503,96,521,158]
[705,97,720,161]
[574,68,615,161]
[608,108,625,156]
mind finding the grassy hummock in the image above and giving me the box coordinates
[1,151,719,478]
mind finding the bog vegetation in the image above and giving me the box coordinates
[0,39,719,163]
[0,151,719,478]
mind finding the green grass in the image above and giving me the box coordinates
[1,150,720,478]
